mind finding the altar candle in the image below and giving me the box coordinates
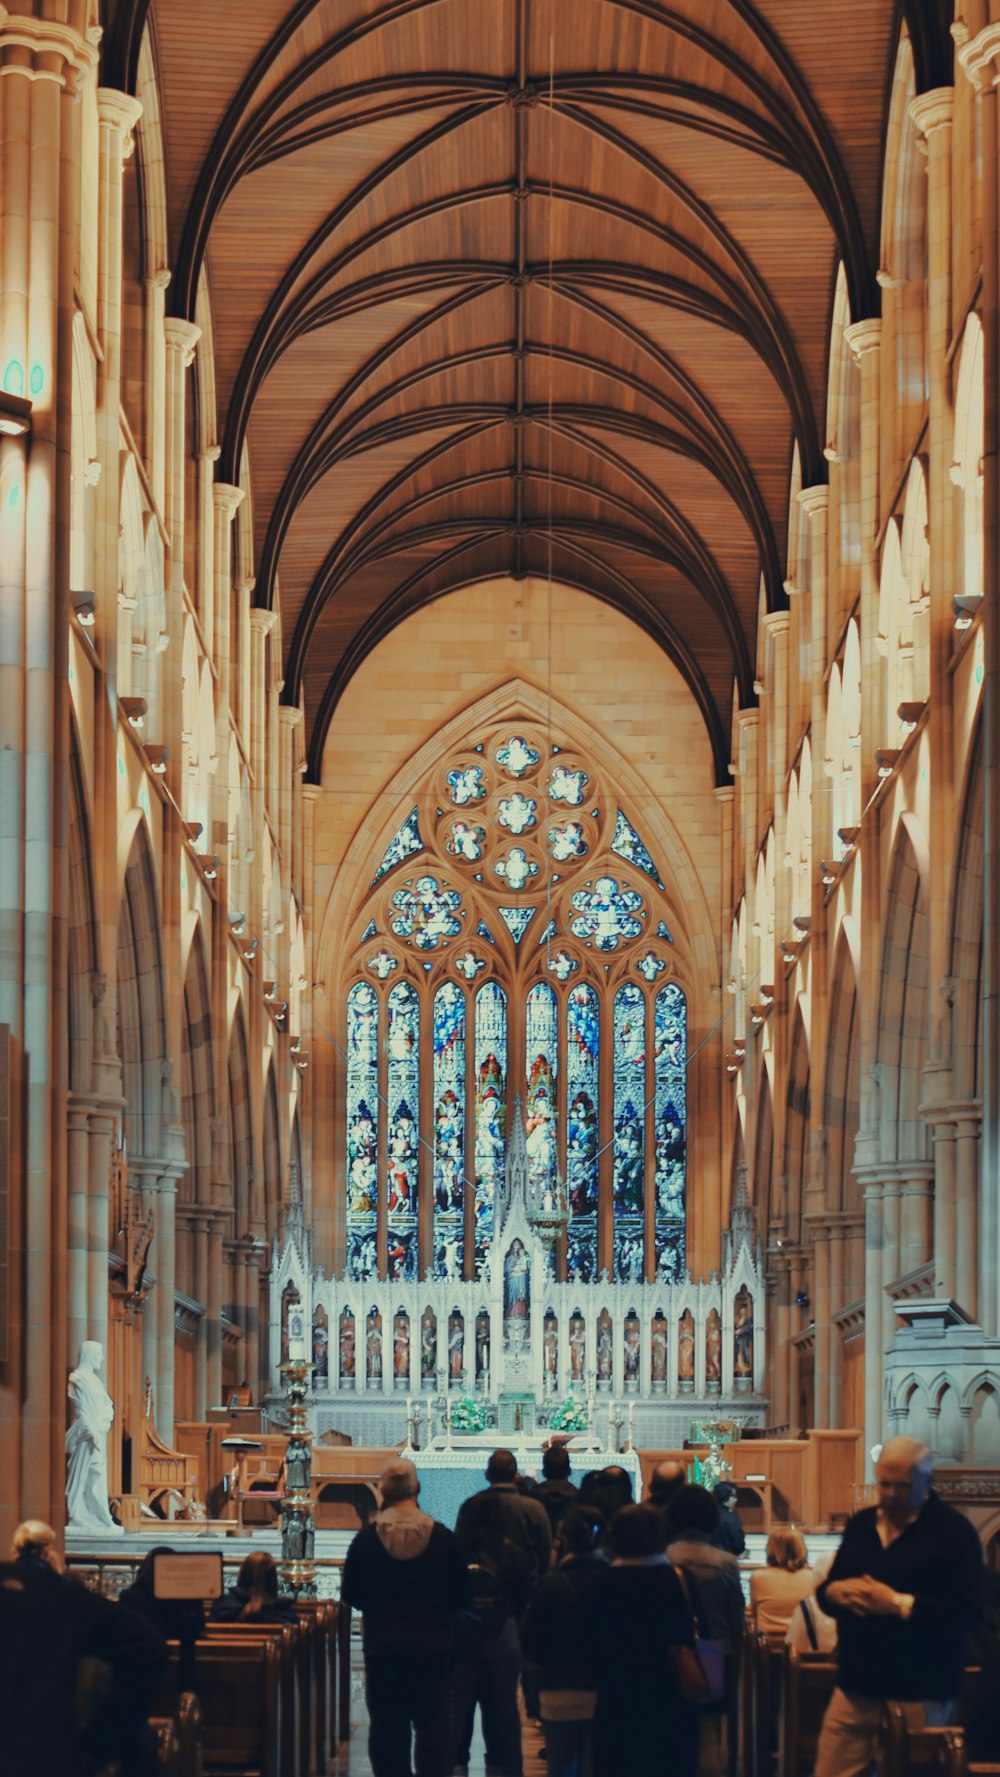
[426,1395,434,1436]
[627,1401,635,1448]
[406,1395,413,1425]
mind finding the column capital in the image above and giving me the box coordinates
[957,24,1000,90]
[163,317,201,368]
[796,484,829,520]
[762,610,791,639]
[0,13,98,85]
[908,87,954,140]
[279,703,304,730]
[213,481,245,522]
[250,606,278,637]
[713,785,735,804]
[844,317,882,363]
[96,87,143,156]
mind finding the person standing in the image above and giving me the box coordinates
[665,1486,745,1777]
[588,1503,697,1777]
[712,1482,746,1556]
[342,1458,470,1777]
[452,1449,552,1777]
[533,1442,580,1542]
[814,1437,983,1777]
[520,1506,607,1777]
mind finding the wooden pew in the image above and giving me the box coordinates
[778,1647,838,1777]
[751,1628,788,1777]
[150,1692,202,1777]
[159,1639,280,1777]
[202,1623,301,1777]
[338,1601,353,1744]
[296,1599,339,1773]
[876,1706,967,1777]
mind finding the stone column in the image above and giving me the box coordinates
[881,1175,901,1365]
[67,1096,91,1362]
[86,1094,120,1363]
[954,1105,982,1316]
[190,1208,208,1421]
[154,1164,181,1438]
[958,26,1000,1338]
[828,1226,845,1425]
[243,1239,265,1398]
[899,1164,934,1278]
[94,88,143,645]
[862,1177,885,1455]
[812,1227,831,1428]
[927,1111,957,1299]
[206,1212,225,1412]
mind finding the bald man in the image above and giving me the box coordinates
[814,1437,983,1777]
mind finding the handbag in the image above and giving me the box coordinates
[669,1565,728,1705]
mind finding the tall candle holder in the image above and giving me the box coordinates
[279,1358,317,1599]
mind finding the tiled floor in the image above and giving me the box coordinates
[332,1646,546,1775]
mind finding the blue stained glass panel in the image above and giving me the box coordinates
[476,919,496,944]
[346,982,379,1279]
[549,765,589,805]
[499,905,536,943]
[496,734,541,777]
[537,919,557,946]
[474,982,507,1270]
[370,808,424,885]
[654,982,687,1277]
[495,847,539,891]
[390,875,462,949]
[447,765,487,805]
[566,983,599,1284]
[657,920,674,943]
[613,983,645,1281]
[570,876,644,951]
[549,821,588,862]
[611,810,664,887]
[361,919,377,942]
[433,982,465,1278]
[386,982,419,1279]
[525,983,558,1202]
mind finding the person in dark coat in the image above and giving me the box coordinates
[210,1549,298,1626]
[120,1544,207,1641]
[532,1442,580,1541]
[666,1486,745,1777]
[579,1464,634,1541]
[711,1482,746,1556]
[0,1553,165,1777]
[588,1503,697,1777]
[814,1437,983,1777]
[520,1506,607,1777]
[342,1457,470,1777]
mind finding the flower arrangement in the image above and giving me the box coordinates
[548,1392,589,1433]
[449,1394,488,1434]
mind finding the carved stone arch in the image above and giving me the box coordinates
[70,311,97,594]
[823,931,861,1212]
[880,30,928,446]
[194,270,219,453]
[181,923,215,1208]
[68,714,100,1093]
[117,817,167,1161]
[875,821,930,1165]
[752,1063,774,1245]
[782,998,811,1247]
[954,313,985,603]
[826,264,861,618]
[948,714,983,1100]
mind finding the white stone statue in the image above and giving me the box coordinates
[65,1340,123,1534]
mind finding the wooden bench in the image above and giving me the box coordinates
[158,1639,280,1777]
[876,1706,968,1777]
[150,1692,202,1777]
[202,1623,301,1777]
[778,1647,838,1777]
[295,1599,339,1772]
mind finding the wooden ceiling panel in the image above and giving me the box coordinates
[139,0,901,780]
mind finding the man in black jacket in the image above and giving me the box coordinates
[342,1458,470,1777]
[814,1436,983,1777]
[531,1441,579,1540]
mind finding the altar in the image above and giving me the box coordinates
[269,1107,767,1446]
[409,1438,644,1529]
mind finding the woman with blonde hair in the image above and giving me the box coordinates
[750,1527,815,1634]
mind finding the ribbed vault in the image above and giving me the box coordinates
[104,0,947,781]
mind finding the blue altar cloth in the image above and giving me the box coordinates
[412,1447,642,1528]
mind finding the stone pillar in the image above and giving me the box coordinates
[899,1164,934,1278]
[190,1208,208,1421]
[67,1097,91,1363]
[954,1105,982,1316]
[927,1112,957,1299]
[154,1166,180,1438]
[206,1212,224,1412]
[86,1095,120,1363]
[94,88,143,646]
[812,1228,831,1428]
[881,1176,901,1365]
[828,1226,845,1426]
[862,1178,885,1455]
[958,27,1000,1338]
[243,1240,265,1398]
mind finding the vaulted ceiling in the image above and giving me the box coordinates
[105,0,953,783]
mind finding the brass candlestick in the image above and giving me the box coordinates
[279,1359,317,1599]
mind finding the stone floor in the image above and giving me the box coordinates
[331,1645,546,1776]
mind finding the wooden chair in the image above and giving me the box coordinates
[159,1639,281,1777]
[778,1647,838,1777]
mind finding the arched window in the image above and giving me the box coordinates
[343,726,688,1286]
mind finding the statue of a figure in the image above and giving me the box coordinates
[65,1341,123,1535]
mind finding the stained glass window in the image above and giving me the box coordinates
[654,982,687,1280]
[346,982,379,1279]
[346,730,688,1289]
[474,981,507,1272]
[371,808,424,885]
[386,982,419,1279]
[525,983,558,1205]
[613,983,646,1281]
[433,982,465,1279]
[567,983,599,1280]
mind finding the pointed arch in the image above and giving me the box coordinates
[824,932,861,1212]
[876,821,930,1164]
[229,1000,253,1238]
[181,924,214,1206]
[68,717,99,1094]
[117,819,167,1160]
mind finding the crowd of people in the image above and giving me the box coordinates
[2,1432,994,1777]
[344,1436,991,1777]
